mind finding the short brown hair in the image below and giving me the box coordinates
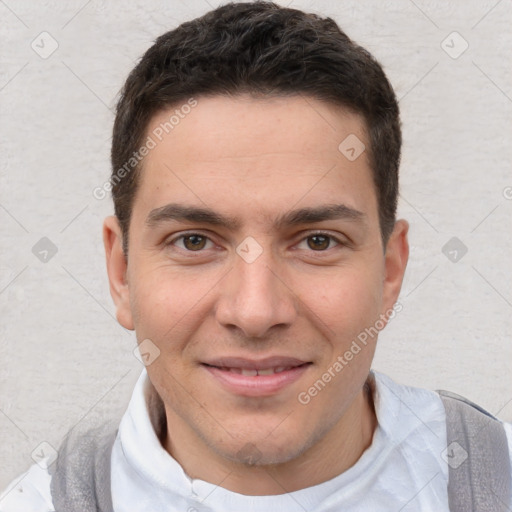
[111,1,401,253]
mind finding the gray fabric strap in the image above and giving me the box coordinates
[438,390,511,512]
[48,389,510,511]
[49,421,117,512]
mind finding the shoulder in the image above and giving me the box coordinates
[0,462,54,512]
[370,370,448,436]
[0,420,119,512]
[371,370,512,460]
[505,423,512,463]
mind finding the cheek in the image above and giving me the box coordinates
[129,266,194,343]
[299,270,381,410]
[128,262,225,359]
[310,264,383,333]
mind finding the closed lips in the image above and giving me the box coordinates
[202,357,313,396]
[204,365,308,376]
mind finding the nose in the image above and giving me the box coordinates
[214,244,298,339]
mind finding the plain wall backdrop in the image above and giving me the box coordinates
[1,0,511,490]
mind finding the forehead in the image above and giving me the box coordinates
[135,94,377,228]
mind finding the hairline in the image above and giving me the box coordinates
[119,91,388,255]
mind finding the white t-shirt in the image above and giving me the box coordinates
[1,369,511,511]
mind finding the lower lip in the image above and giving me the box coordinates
[202,364,311,397]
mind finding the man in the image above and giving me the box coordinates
[1,2,510,511]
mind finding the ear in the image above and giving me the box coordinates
[103,216,134,330]
[381,219,409,316]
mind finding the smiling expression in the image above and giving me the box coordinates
[104,94,408,481]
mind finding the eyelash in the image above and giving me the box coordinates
[166,231,347,254]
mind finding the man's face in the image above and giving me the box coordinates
[105,95,408,468]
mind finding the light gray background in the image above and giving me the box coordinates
[1,0,511,490]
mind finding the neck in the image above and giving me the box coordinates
[160,377,377,495]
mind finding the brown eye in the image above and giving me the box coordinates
[307,234,331,251]
[183,235,207,251]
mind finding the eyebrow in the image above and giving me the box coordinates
[145,203,366,230]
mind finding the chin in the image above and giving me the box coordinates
[230,442,306,467]
[209,426,316,468]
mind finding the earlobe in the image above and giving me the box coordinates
[382,219,409,315]
[103,216,134,330]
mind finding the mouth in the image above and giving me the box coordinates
[201,357,312,396]
[204,365,303,376]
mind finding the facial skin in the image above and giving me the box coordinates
[104,94,409,495]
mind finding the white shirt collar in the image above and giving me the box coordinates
[112,367,442,511]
